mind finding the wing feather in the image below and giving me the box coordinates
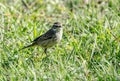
[33,29,55,42]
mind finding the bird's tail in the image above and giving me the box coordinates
[20,43,36,50]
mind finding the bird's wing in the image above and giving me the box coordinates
[33,29,55,42]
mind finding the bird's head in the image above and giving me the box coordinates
[52,22,62,30]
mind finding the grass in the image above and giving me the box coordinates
[0,0,120,81]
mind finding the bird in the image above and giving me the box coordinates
[22,22,63,54]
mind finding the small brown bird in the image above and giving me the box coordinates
[22,22,63,54]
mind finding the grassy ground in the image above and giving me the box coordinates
[0,0,120,81]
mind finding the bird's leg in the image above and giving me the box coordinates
[44,48,50,58]
[44,48,47,56]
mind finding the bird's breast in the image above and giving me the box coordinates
[55,28,63,42]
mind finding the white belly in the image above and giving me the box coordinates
[56,28,63,42]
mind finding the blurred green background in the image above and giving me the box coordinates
[0,0,120,81]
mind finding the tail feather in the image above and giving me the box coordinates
[21,43,36,50]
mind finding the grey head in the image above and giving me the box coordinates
[52,22,62,29]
